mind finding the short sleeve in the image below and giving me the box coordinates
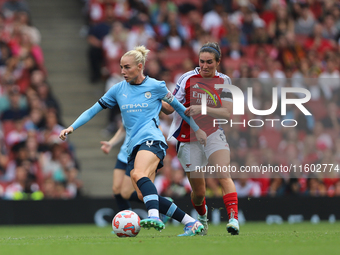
[174,70,195,103]
[220,77,233,102]
[155,80,169,100]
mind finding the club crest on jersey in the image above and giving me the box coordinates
[145,92,151,99]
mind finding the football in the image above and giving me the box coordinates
[112,210,141,237]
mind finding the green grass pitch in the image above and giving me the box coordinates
[0,222,339,255]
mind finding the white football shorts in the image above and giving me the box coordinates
[177,129,230,172]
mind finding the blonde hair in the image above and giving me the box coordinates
[123,45,150,68]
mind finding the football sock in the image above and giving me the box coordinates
[223,192,238,220]
[158,196,195,225]
[191,197,207,216]
[181,214,196,225]
[136,177,159,218]
[114,194,131,211]
[129,191,141,203]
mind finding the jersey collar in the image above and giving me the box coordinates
[129,75,149,85]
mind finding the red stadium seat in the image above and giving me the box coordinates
[298,130,307,141]
[0,0,7,8]
[223,57,254,71]
[172,0,203,9]
[1,120,15,138]
[243,44,274,59]
[159,47,192,70]
[171,68,185,83]
[243,45,257,59]
[223,58,242,70]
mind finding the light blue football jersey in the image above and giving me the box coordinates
[99,76,167,155]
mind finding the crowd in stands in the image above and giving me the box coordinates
[0,0,83,200]
[83,0,340,198]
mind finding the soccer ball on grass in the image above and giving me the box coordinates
[112,210,141,237]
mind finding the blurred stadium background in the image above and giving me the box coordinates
[0,0,340,225]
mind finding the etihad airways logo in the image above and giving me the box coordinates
[121,103,148,110]
[122,103,148,113]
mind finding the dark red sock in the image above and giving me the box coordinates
[223,192,238,220]
[191,197,207,216]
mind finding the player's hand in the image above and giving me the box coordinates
[185,105,201,116]
[100,141,112,154]
[195,129,207,146]
[59,127,74,141]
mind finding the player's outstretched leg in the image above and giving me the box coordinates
[136,177,165,232]
[191,197,208,235]
[158,196,203,236]
[125,188,170,225]
[159,197,173,224]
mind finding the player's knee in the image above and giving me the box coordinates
[112,185,121,195]
[130,169,144,183]
[130,171,138,183]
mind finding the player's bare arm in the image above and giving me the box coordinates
[100,125,126,154]
[161,101,175,115]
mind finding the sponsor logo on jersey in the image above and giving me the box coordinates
[121,103,148,109]
[192,82,222,107]
[197,88,220,106]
